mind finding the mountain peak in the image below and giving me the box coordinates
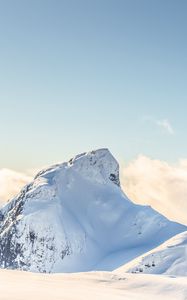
[67,148,120,186]
[34,148,120,187]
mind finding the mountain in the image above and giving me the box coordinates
[0,149,186,273]
[117,230,187,276]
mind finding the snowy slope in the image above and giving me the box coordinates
[0,149,186,273]
[117,231,187,276]
[0,269,186,300]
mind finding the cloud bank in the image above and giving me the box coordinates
[0,169,32,206]
[121,156,187,225]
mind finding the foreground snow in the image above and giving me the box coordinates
[0,269,186,300]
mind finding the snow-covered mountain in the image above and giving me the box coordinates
[117,230,187,276]
[0,149,186,273]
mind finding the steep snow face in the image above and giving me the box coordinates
[0,149,186,273]
[117,231,187,276]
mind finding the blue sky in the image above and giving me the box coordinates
[0,0,187,171]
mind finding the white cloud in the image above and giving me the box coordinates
[143,116,175,135]
[0,169,32,205]
[156,119,174,135]
[121,156,187,225]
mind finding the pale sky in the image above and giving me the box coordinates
[0,0,187,171]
